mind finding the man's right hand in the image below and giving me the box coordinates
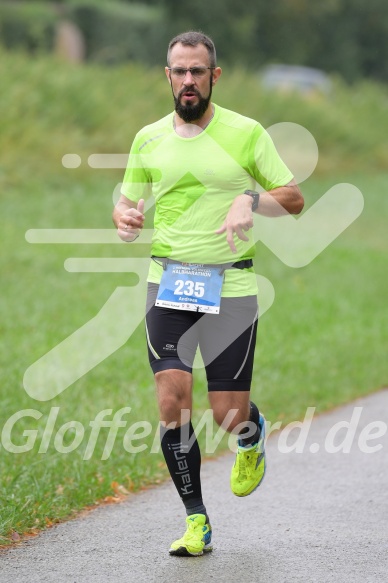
[117,199,145,242]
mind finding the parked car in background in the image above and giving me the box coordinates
[260,64,332,96]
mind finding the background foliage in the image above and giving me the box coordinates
[1,0,388,80]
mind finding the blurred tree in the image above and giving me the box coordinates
[154,0,388,81]
[157,0,261,66]
[348,0,388,81]
[1,0,387,81]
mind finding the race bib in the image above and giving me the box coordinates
[155,262,224,314]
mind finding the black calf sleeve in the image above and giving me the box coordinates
[238,401,261,446]
[160,421,207,518]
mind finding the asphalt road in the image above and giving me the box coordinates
[1,389,387,583]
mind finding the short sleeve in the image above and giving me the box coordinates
[121,133,152,202]
[248,125,294,192]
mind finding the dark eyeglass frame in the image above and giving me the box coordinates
[167,67,215,78]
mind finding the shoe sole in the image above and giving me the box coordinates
[169,544,213,557]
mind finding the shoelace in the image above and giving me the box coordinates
[237,449,257,479]
[183,520,205,542]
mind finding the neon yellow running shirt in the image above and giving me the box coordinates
[121,104,293,296]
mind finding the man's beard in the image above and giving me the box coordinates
[173,79,212,123]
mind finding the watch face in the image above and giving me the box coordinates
[244,190,259,211]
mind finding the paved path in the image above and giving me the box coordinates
[1,390,387,583]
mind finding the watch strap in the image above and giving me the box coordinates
[243,190,260,211]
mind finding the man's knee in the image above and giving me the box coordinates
[209,391,251,433]
[155,369,192,425]
[212,406,249,432]
[158,393,189,424]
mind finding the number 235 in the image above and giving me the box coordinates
[174,279,205,298]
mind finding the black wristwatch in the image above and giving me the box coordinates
[244,190,260,211]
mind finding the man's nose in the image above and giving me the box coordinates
[183,70,195,83]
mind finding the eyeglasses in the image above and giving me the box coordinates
[167,67,215,78]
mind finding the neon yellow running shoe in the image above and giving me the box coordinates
[230,413,266,497]
[169,514,213,557]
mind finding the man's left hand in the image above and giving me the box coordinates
[215,194,253,253]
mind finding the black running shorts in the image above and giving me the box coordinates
[145,283,258,391]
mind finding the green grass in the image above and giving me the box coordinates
[0,51,387,543]
[252,171,388,418]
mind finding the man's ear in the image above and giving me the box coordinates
[212,67,222,86]
[165,67,172,84]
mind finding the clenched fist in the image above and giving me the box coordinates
[116,199,145,242]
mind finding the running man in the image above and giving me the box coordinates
[113,31,304,556]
